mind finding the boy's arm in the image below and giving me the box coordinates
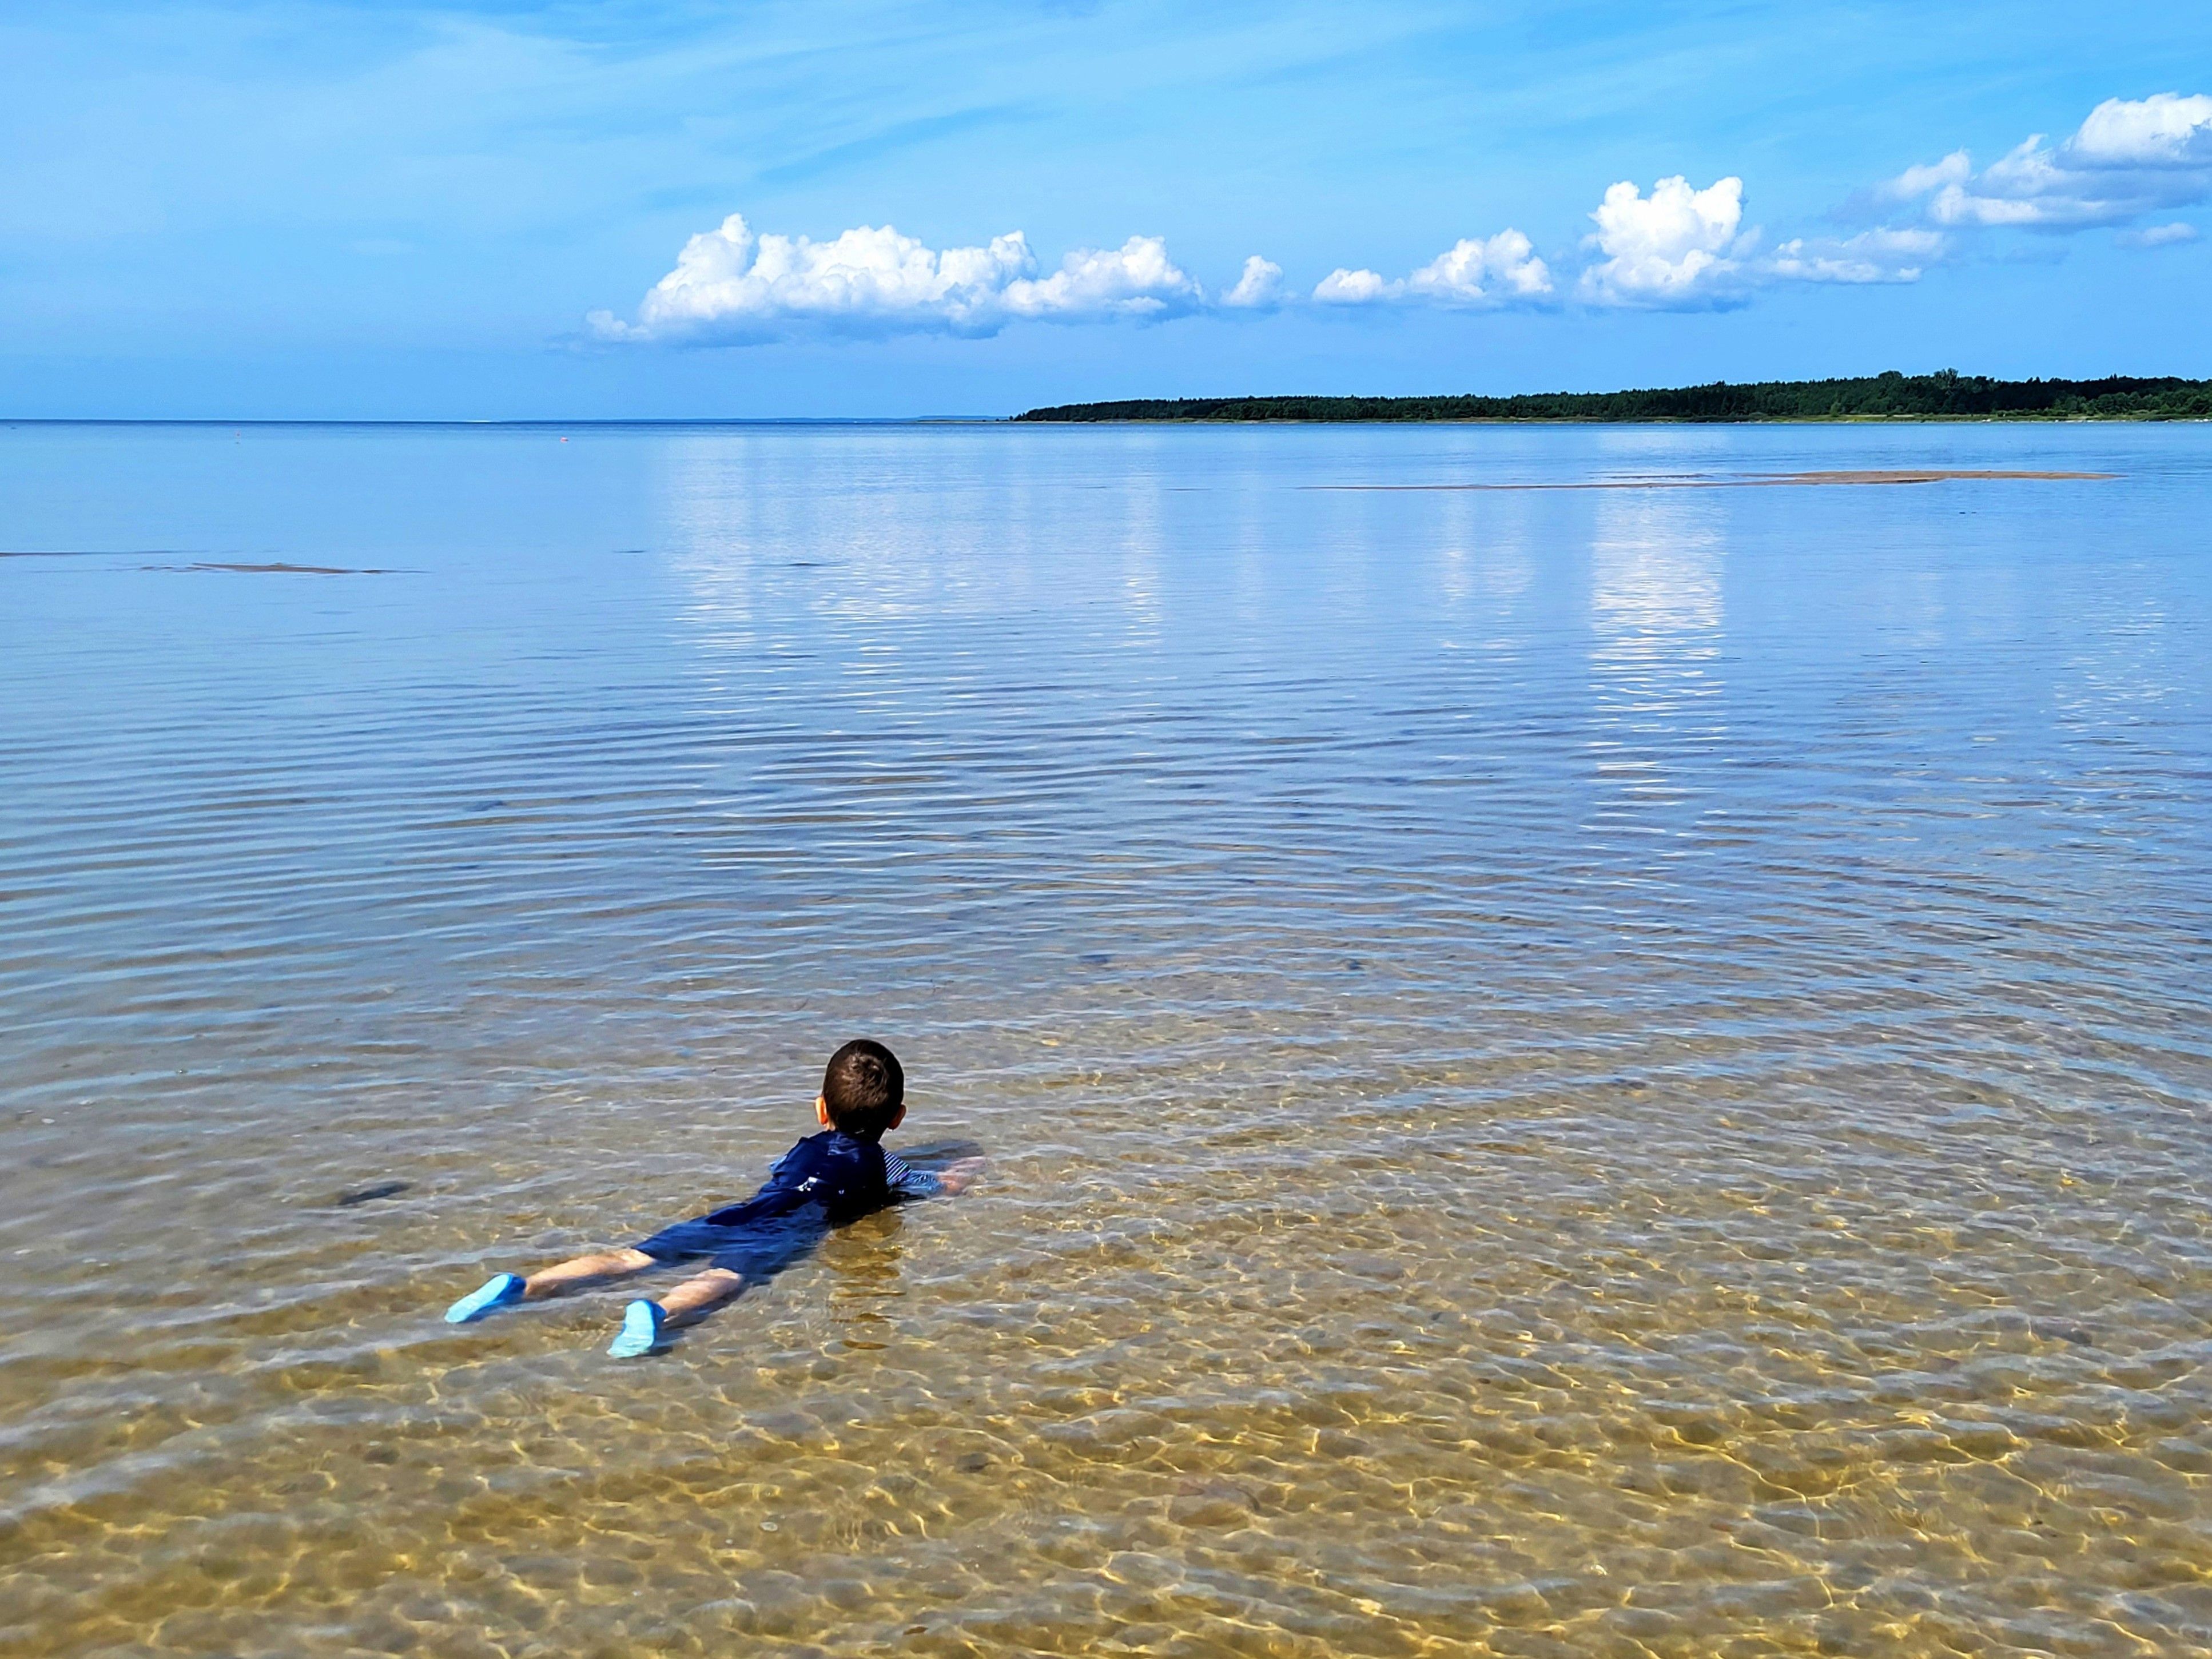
[885,1151,985,1199]
[936,1157,985,1195]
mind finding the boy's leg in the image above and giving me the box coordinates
[522,1247,658,1298]
[608,1266,745,1356]
[446,1246,661,1323]
[658,1266,746,1325]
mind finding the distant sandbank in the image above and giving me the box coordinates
[1312,468,2119,492]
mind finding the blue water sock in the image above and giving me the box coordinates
[444,1272,526,1324]
[608,1299,666,1358]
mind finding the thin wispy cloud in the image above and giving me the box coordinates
[2119,221,2200,248]
[1766,227,1943,285]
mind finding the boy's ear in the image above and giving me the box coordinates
[890,1104,906,1131]
[816,1095,831,1126]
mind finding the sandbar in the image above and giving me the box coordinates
[1311,468,2118,492]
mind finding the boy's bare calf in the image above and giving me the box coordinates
[657,1266,747,1325]
[519,1247,657,1298]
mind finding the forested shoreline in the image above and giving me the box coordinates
[1014,371,2212,423]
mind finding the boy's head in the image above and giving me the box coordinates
[818,1039,905,1140]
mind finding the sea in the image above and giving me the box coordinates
[3,419,2209,1657]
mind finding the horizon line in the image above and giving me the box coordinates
[0,415,1013,428]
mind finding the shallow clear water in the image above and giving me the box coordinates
[3,420,2210,1657]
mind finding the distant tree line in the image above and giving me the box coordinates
[1013,371,2212,423]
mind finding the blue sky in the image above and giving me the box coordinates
[3,1,2208,417]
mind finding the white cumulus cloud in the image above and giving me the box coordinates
[592,213,1207,342]
[598,102,2209,347]
[1406,230,1553,302]
[1577,176,1755,307]
[1313,265,1393,304]
[1222,255,1286,308]
[1001,235,1205,321]
[1882,93,2212,231]
[2070,93,2212,167]
[1312,229,1551,307]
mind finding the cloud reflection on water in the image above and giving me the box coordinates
[1585,491,1727,838]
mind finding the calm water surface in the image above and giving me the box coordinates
[3,421,2210,1657]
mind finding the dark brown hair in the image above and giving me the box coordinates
[821,1039,905,1139]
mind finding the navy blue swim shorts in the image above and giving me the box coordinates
[633,1212,826,1280]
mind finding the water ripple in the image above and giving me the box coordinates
[2,421,2210,1656]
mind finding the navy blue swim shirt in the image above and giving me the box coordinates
[633,1130,940,1279]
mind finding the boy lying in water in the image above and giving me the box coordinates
[443,1039,978,1356]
